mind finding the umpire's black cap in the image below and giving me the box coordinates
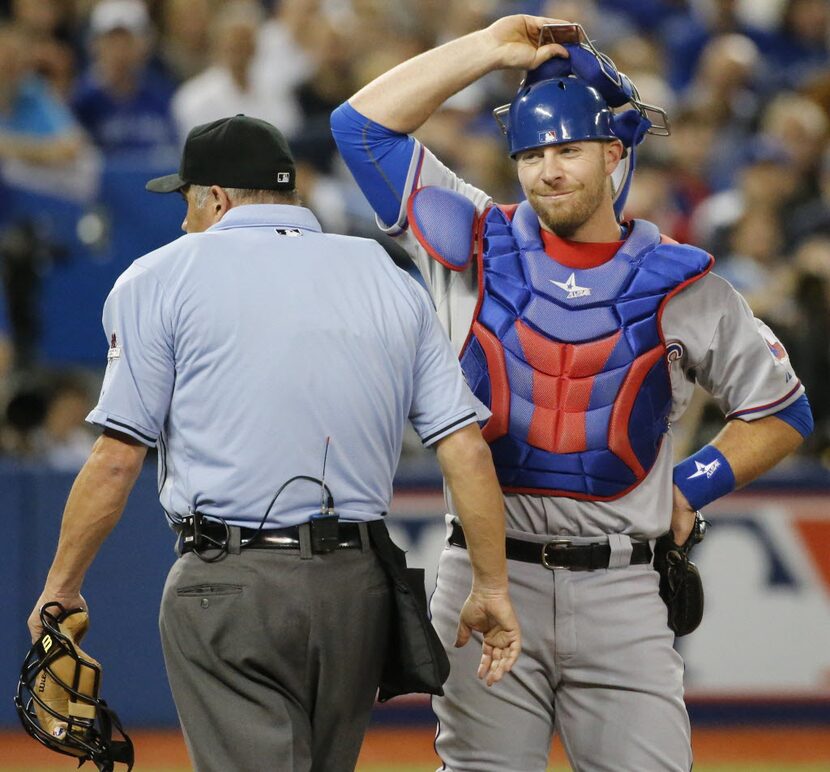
[146,114,296,193]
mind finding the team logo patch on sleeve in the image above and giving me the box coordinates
[766,338,788,361]
[107,332,121,361]
[666,341,685,363]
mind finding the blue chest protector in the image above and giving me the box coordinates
[408,187,713,500]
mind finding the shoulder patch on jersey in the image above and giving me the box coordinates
[407,186,476,271]
[766,337,788,362]
[666,340,684,363]
[107,332,122,361]
[758,320,791,369]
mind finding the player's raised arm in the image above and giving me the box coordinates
[348,14,569,134]
[330,17,569,261]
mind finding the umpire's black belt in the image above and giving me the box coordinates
[178,519,365,555]
[449,521,652,571]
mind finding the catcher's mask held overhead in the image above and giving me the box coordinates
[15,603,134,771]
[493,23,669,220]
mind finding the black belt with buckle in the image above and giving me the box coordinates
[178,518,365,555]
[448,521,652,571]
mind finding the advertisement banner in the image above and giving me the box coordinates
[385,489,830,700]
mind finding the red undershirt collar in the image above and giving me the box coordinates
[539,227,627,269]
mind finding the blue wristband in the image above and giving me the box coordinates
[673,445,736,511]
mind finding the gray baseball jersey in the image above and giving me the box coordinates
[87,204,487,528]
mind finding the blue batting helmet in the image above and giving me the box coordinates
[496,77,617,158]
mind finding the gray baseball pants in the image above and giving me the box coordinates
[431,541,691,772]
[159,545,391,772]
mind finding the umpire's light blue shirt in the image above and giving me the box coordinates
[87,205,488,527]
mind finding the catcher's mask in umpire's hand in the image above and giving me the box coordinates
[14,602,134,771]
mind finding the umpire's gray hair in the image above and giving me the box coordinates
[189,184,300,207]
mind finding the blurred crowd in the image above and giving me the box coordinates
[0,0,829,469]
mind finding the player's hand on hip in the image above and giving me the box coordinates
[670,485,697,546]
[456,589,522,686]
[28,590,87,643]
[483,15,571,70]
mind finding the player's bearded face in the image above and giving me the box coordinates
[517,141,613,238]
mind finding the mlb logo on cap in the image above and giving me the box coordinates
[277,172,290,184]
[538,130,557,143]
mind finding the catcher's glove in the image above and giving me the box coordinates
[653,513,707,637]
[14,602,134,771]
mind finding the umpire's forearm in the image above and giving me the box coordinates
[43,434,146,596]
[436,425,508,591]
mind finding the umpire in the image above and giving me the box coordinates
[27,115,521,772]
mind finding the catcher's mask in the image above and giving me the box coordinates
[14,603,134,771]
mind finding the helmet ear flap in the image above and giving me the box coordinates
[15,603,134,771]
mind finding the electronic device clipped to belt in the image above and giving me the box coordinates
[182,438,339,561]
[179,511,231,563]
[309,502,339,553]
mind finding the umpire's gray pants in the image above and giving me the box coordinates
[159,546,391,772]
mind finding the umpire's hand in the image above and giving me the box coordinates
[28,591,87,643]
[456,589,521,686]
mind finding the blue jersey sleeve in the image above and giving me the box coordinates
[330,101,419,228]
[772,393,813,439]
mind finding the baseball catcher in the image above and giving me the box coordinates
[332,12,812,770]
[15,602,134,771]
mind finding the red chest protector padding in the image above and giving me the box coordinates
[409,188,712,500]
